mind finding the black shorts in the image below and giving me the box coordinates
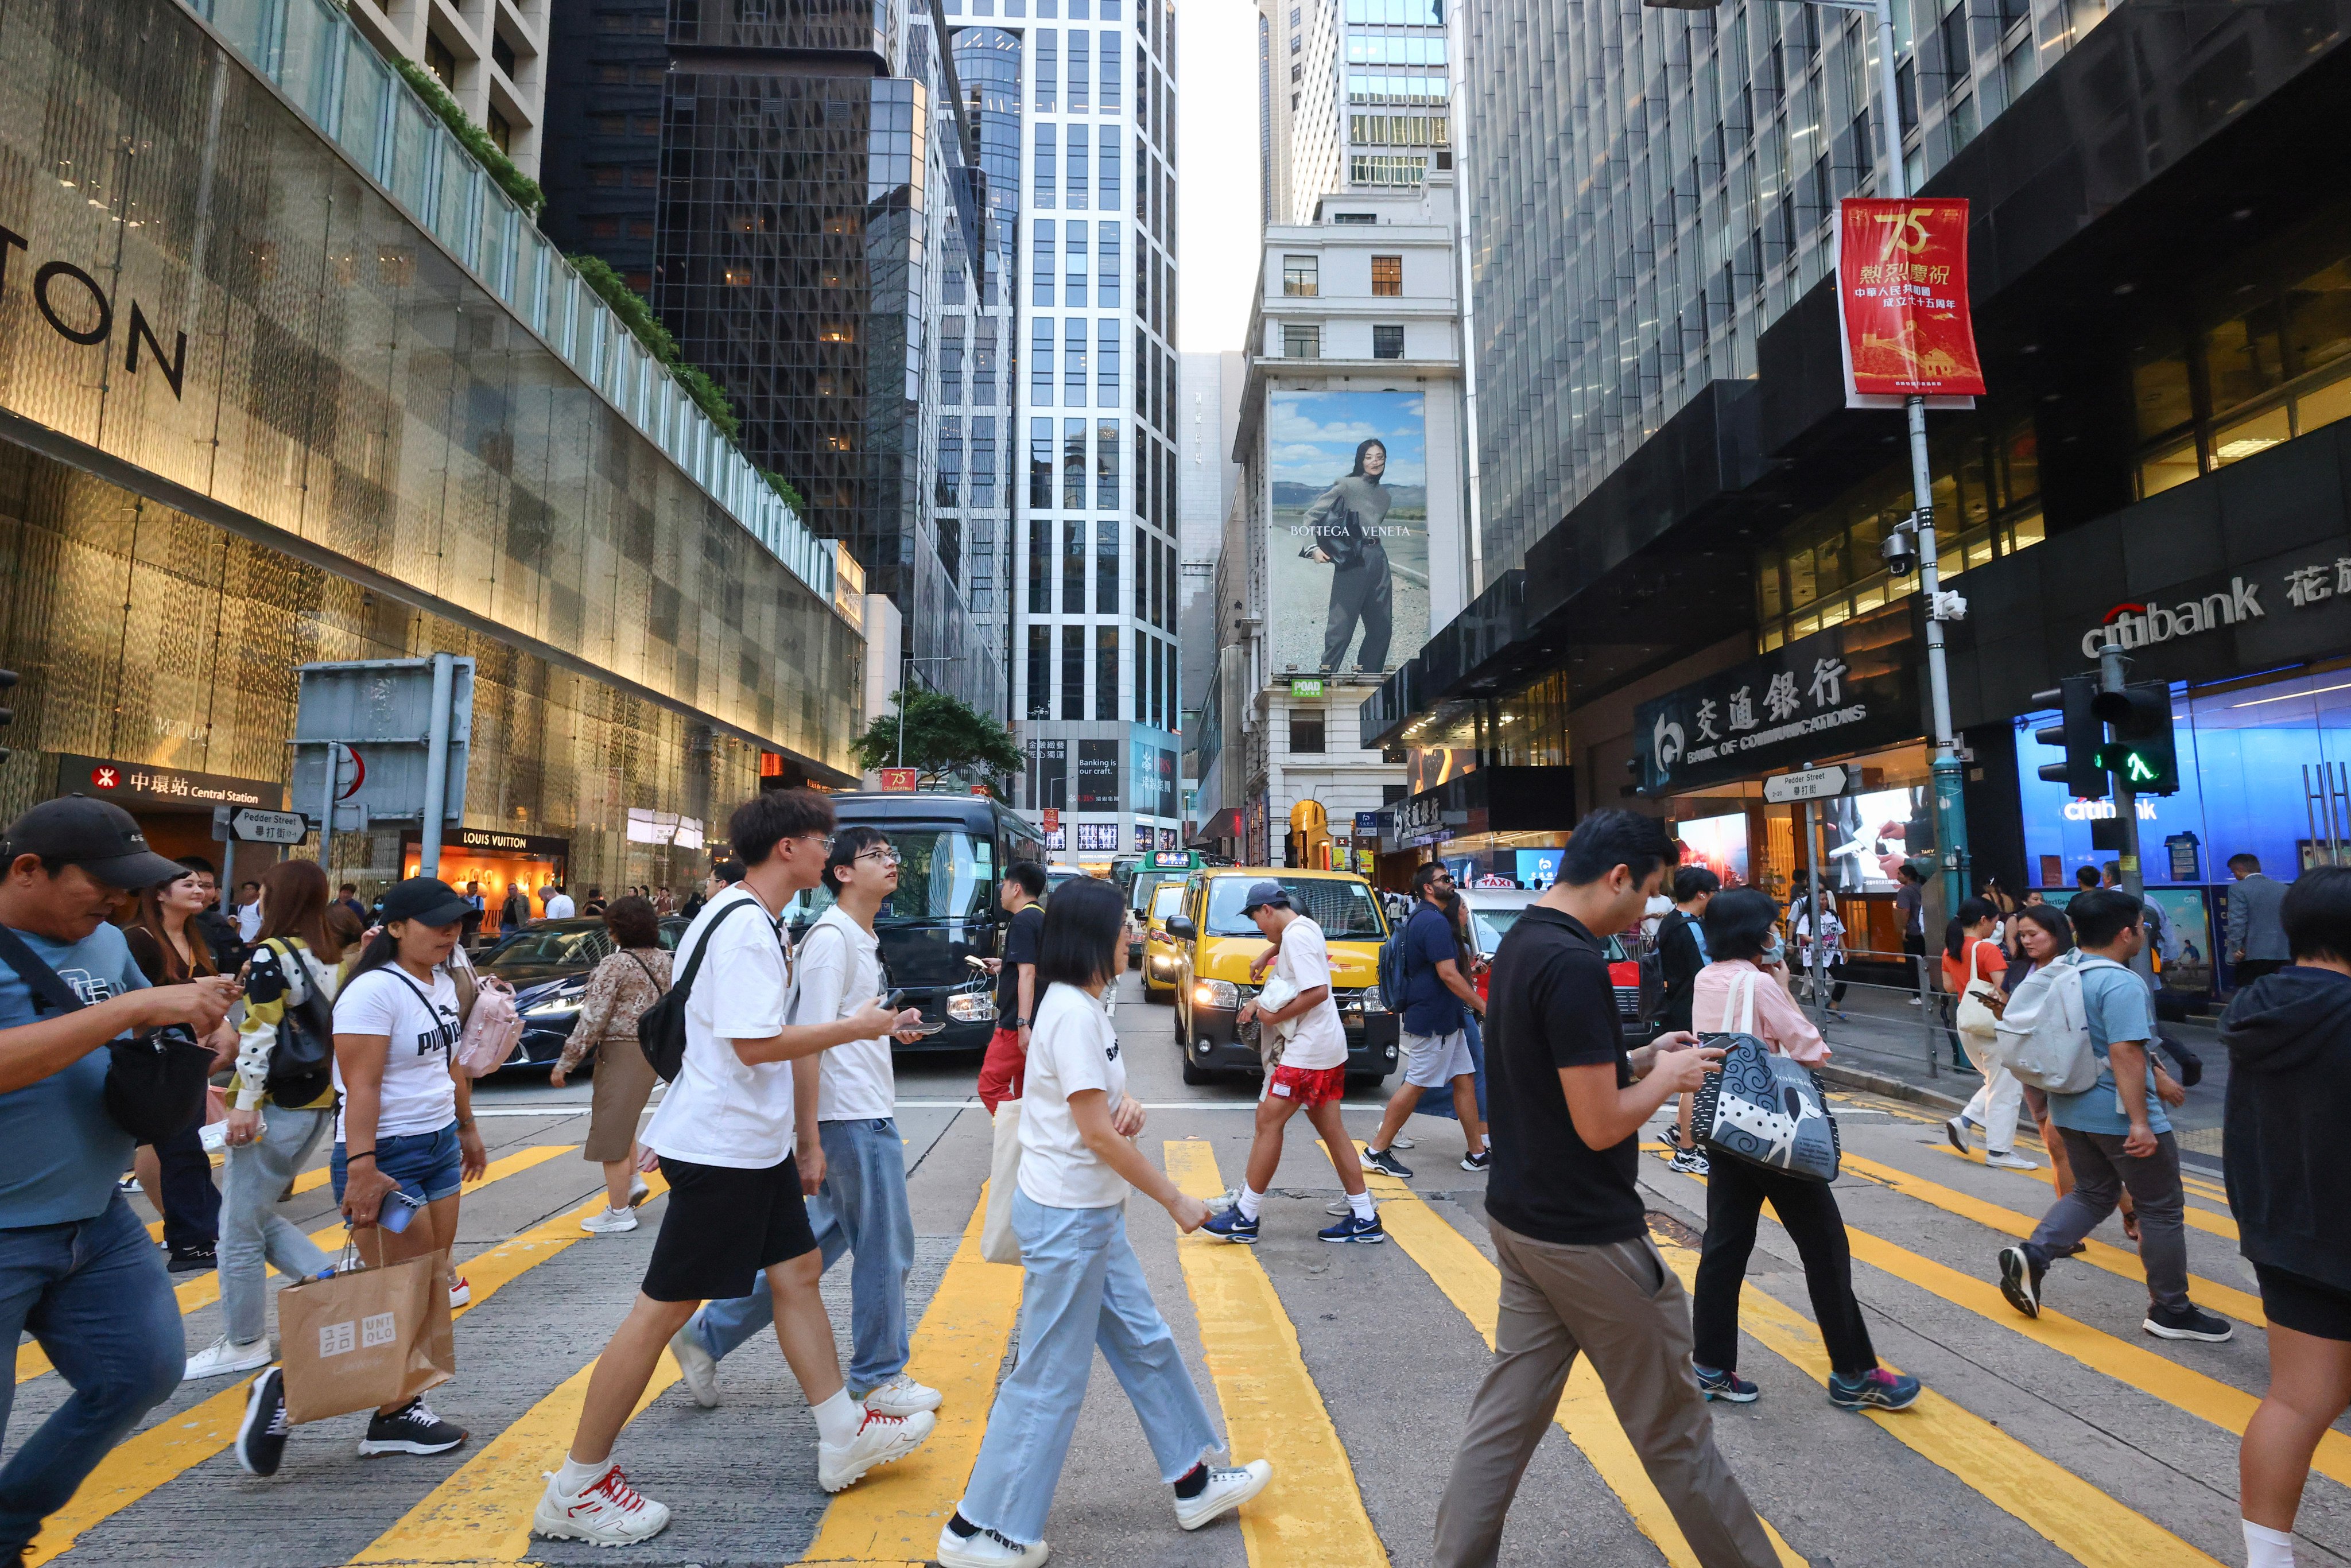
[642,1152,818,1303]
[2256,1263,2351,1342]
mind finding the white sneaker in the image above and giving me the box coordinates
[937,1523,1049,1567]
[1945,1116,1977,1154]
[1985,1150,2040,1171]
[1174,1460,1273,1531]
[859,1372,943,1416]
[1204,1185,1240,1215]
[629,1174,651,1207]
[1907,995,1923,1006]
[1390,1136,1416,1150]
[448,1278,471,1309]
[185,1335,273,1380]
[532,1463,672,1546]
[669,1324,719,1408]
[580,1206,639,1235]
[818,1407,936,1492]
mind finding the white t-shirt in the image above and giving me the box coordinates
[642,888,797,1169]
[544,892,576,919]
[1274,916,1348,1071]
[236,901,263,941]
[331,965,461,1140]
[1018,981,1128,1209]
[800,907,894,1123]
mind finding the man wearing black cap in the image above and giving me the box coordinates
[0,796,240,1562]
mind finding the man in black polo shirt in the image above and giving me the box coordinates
[1433,810,1776,1568]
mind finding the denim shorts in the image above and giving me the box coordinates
[331,1121,463,1206]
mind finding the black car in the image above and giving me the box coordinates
[476,916,688,1074]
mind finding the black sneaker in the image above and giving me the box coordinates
[358,1397,468,1457]
[1997,1244,2044,1319]
[236,1367,290,1477]
[1459,1150,1492,1172]
[168,1244,217,1274]
[1361,1145,1414,1179]
[2144,1302,2234,1343]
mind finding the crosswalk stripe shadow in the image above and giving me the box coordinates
[1166,1139,1391,1568]
[20,1146,580,1385]
[1929,1143,2242,1240]
[141,1166,333,1245]
[22,1164,655,1567]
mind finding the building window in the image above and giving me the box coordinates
[491,28,518,77]
[1027,631,1053,722]
[1069,130,1091,206]
[1035,123,1057,207]
[486,106,513,155]
[936,417,963,506]
[1064,319,1088,401]
[1101,32,1122,110]
[1032,317,1054,405]
[1096,418,1121,512]
[1349,153,1427,187]
[1099,319,1119,401]
[1062,627,1087,721]
[1151,638,1165,728]
[1063,222,1088,306]
[1099,126,1121,211]
[1070,29,1092,112]
[972,417,998,507]
[1332,212,1375,224]
[1096,627,1120,720]
[1371,254,1403,296]
[1373,324,1405,359]
[1098,222,1122,306]
[1064,420,1089,510]
[1290,61,1303,82]
[1290,712,1326,754]
[1036,29,1057,111]
[1096,518,1119,612]
[424,29,457,87]
[1063,521,1087,615]
[1283,323,1321,359]
[1282,254,1319,296]
[1034,219,1055,305]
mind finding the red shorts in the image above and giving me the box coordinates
[1267,1062,1347,1108]
[977,1026,1026,1114]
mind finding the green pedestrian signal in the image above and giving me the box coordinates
[2090,680,2179,795]
[2122,751,2158,784]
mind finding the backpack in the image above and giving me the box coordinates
[455,976,523,1076]
[1376,923,1409,1014]
[637,894,765,1082]
[1993,951,2100,1093]
[246,939,335,1107]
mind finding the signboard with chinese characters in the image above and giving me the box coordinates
[1835,199,1985,407]
[1634,613,1921,797]
[59,755,280,812]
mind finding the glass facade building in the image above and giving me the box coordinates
[0,0,864,898]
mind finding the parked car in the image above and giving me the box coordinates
[476,915,688,1074]
[1456,887,1648,1039]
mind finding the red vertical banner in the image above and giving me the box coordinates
[1836,198,1986,406]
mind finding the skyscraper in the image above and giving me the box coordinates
[347,0,549,175]
[1260,0,1451,228]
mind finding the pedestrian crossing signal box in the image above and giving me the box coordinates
[2033,676,2105,799]
[2090,681,2180,796]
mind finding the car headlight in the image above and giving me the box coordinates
[522,992,581,1020]
[1193,979,1239,1009]
[947,992,996,1023]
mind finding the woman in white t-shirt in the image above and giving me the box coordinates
[941,877,1272,1568]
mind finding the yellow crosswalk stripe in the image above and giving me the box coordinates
[1316,1146,1806,1568]
[1165,1139,1390,1568]
[141,1165,333,1245]
[797,1185,1023,1567]
[18,1145,579,1385]
[1931,1144,2240,1238]
[1832,1151,2264,1325]
[24,1168,657,1566]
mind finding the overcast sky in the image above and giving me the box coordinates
[1176,0,1262,355]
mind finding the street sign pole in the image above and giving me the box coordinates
[420,651,455,881]
[1805,799,1827,1030]
[317,742,343,895]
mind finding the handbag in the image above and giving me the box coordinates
[981,1099,1025,1266]
[638,895,764,1082]
[1692,968,1842,1184]
[276,1237,455,1425]
[454,976,522,1076]
[0,923,212,1143]
[1299,499,1364,569]
[1954,941,2003,1049]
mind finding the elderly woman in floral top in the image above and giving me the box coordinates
[550,895,673,1235]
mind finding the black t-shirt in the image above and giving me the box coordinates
[997,903,1045,1021]
[1484,905,1646,1246]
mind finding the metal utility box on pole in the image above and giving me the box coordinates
[290,657,474,878]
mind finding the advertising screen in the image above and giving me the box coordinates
[1822,786,1933,892]
[1676,813,1749,887]
[1267,389,1434,678]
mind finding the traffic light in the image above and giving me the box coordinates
[2032,675,2104,799]
[2092,680,2179,795]
[0,669,15,766]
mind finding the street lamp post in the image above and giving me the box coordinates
[1647,0,1972,914]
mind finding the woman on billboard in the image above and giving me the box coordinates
[1299,438,1395,675]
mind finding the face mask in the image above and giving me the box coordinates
[1760,936,1785,965]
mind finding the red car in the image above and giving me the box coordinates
[1458,890,1648,1037]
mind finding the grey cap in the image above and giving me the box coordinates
[1239,879,1291,915]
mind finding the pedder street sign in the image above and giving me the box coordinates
[230,808,308,844]
[1764,766,1850,804]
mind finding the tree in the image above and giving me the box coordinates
[852,687,1025,790]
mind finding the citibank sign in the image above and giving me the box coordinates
[2080,577,2263,658]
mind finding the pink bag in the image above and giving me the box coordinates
[455,976,522,1076]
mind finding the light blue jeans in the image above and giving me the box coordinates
[219,1105,334,1346]
[693,1117,916,1392]
[0,1195,184,1555]
[957,1189,1223,1546]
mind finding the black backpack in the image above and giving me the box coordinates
[245,940,335,1107]
[638,895,764,1082]
[0,923,211,1144]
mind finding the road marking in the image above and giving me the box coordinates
[18,1145,579,1385]
[797,1186,1023,1567]
[1165,1139,1390,1568]
[1643,1228,2225,1568]
[1832,1151,2263,1325]
[140,1163,335,1243]
[24,1171,661,1566]
[1322,1146,1806,1568]
[1931,1144,2241,1239]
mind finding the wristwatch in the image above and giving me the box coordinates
[1012,1017,1030,1028]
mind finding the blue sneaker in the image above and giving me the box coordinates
[1317,1212,1387,1244]
[1828,1368,1922,1411]
[1202,1208,1260,1245]
[1694,1364,1759,1403]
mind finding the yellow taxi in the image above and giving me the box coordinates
[1139,879,1189,999]
[1165,867,1398,1087]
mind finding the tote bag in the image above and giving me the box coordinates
[1953,940,2004,1054]
[277,1243,455,1425]
[1692,968,1842,1184]
[981,1099,1025,1266]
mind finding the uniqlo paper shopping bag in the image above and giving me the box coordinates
[276,1248,455,1425]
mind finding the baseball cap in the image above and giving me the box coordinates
[378,876,472,927]
[2,795,187,890]
[1239,879,1292,915]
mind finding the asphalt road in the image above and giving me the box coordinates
[12,969,2334,1567]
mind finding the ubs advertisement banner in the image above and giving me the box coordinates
[1835,198,1986,407]
[1268,390,1434,678]
[1635,614,1921,796]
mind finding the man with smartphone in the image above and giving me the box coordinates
[670,825,941,1419]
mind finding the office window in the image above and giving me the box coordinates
[1283,323,1321,358]
[1283,255,1319,296]
[1135,424,1149,519]
[1371,254,1403,294]
[1135,526,1150,620]
[1289,712,1326,754]
[1134,636,1150,722]
[1097,222,1121,305]
[1062,519,1086,613]
[1061,626,1087,720]
[1033,219,1055,305]
[1151,537,1166,628]
[1151,638,1165,729]
[935,416,963,506]
[1100,32,1121,108]
[973,319,998,407]
[1031,317,1054,404]
[1096,519,1119,613]
[1096,627,1120,721]
[1165,540,1178,630]
[1373,324,1405,359]
[1063,418,1088,509]
[1030,417,1054,511]
[972,417,998,507]
[1332,212,1375,224]
[1062,222,1088,307]
[1064,318,1088,401]
[1027,628,1052,720]
[1035,29,1057,110]
[1070,29,1091,111]
[1095,418,1120,511]
[1099,319,1120,401]
[941,319,965,403]
[1099,127,1121,212]
[1069,129,1091,205]
[1035,123,1057,206]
